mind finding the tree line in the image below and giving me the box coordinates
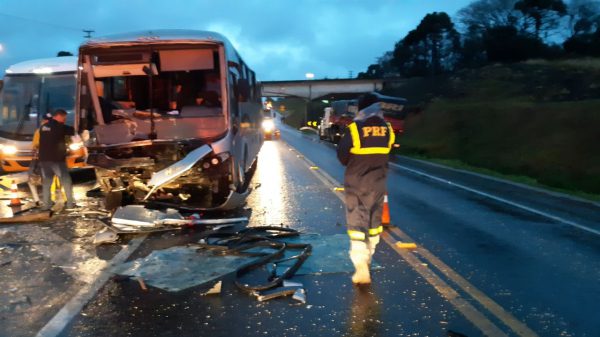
[358,0,600,79]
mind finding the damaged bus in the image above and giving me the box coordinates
[0,56,86,172]
[76,30,263,210]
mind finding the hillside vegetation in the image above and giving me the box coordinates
[387,59,600,197]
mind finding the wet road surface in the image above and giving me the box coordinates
[281,123,600,337]
[0,122,598,336]
[58,140,479,337]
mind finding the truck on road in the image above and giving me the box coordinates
[318,93,407,144]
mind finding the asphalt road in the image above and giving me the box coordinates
[1,121,598,337]
[281,123,600,337]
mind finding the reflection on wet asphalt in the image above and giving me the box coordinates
[59,139,478,337]
[280,124,600,337]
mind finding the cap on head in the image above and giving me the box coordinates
[52,109,68,117]
[358,93,378,111]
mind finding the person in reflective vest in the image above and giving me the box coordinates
[337,93,395,284]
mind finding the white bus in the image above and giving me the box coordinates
[0,56,86,172]
[76,30,263,210]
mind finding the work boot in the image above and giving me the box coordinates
[368,235,380,265]
[349,240,371,284]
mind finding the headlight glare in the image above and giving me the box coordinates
[2,145,17,155]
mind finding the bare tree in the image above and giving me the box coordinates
[457,0,520,32]
[567,0,600,36]
[514,0,568,39]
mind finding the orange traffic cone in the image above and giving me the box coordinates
[9,180,22,207]
[382,193,391,226]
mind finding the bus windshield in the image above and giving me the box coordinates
[79,46,228,143]
[0,73,76,141]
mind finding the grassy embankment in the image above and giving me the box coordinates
[388,59,600,200]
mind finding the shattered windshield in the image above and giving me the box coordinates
[0,73,76,140]
[80,47,227,142]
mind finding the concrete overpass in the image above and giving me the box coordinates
[261,78,384,100]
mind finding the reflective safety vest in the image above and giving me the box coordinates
[348,120,395,155]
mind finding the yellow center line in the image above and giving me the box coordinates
[387,226,538,337]
[381,231,509,337]
[285,142,539,337]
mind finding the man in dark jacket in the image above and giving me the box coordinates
[38,109,77,210]
[337,94,395,284]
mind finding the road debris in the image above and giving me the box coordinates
[92,228,119,245]
[256,286,301,302]
[110,205,248,232]
[396,241,417,249]
[0,210,51,224]
[201,281,222,295]
[292,288,307,304]
[136,277,148,291]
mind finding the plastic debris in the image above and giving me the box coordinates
[93,229,118,245]
[396,242,417,249]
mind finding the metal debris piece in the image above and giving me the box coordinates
[292,288,306,304]
[111,205,248,230]
[112,205,184,228]
[283,280,303,288]
[256,286,301,302]
[144,144,212,200]
[68,210,111,217]
[93,229,119,245]
[201,281,222,296]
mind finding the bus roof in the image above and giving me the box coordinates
[82,29,234,50]
[6,56,78,75]
[80,29,246,67]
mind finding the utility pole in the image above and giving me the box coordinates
[83,30,95,39]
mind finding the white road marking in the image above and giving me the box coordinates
[388,162,600,237]
[393,155,600,208]
[36,235,147,337]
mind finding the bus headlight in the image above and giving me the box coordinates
[2,145,18,155]
[262,119,275,132]
[69,142,83,151]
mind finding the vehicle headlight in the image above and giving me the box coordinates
[2,145,18,155]
[262,119,275,132]
[69,142,83,151]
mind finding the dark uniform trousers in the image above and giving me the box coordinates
[337,116,395,242]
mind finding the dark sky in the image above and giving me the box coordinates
[0,0,472,80]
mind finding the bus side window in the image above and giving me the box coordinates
[238,78,250,103]
[229,71,239,117]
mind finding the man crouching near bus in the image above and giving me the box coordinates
[337,94,395,285]
[38,109,78,211]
